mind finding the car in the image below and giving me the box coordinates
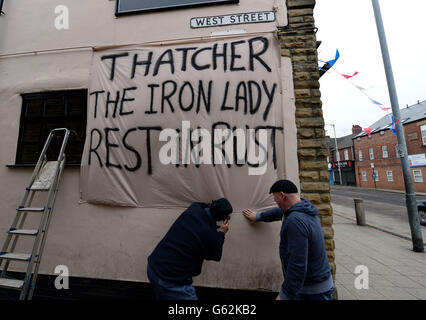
[418,200,426,226]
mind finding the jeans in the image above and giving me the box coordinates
[147,264,198,300]
[296,287,335,300]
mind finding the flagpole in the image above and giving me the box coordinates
[371,0,424,252]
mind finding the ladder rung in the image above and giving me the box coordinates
[17,207,45,212]
[0,252,32,261]
[0,278,24,290]
[8,229,39,236]
[26,187,49,191]
[27,187,50,192]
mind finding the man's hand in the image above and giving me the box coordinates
[242,209,257,225]
[276,294,281,300]
[218,219,230,234]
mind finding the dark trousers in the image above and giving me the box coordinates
[147,264,198,300]
[296,287,334,300]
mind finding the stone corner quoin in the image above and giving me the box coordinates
[279,0,336,281]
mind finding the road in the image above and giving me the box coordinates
[331,186,426,224]
[330,186,426,239]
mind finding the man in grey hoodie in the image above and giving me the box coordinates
[242,180,334,300]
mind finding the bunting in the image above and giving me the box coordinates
[342,71,358,79]
[326,49,340,68]
[391,116,400,135]
[318,49,340,75]
[354,85,373,91]
[368,97,392,111]
[364,128,373,137]
[319,50,391,112]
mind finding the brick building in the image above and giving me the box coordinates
[353,101,426,192]
[326,125,362,185]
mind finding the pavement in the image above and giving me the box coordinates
[332,186,426,300]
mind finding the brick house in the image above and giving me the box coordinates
[353,101,426,192]
[326,125,362,185]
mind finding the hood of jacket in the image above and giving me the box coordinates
[284,199,318,217]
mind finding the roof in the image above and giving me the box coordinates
[327,133,357,151]
[353,100,426,138]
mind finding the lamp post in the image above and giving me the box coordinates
[326,124,342,185]
[371,163,377,189]
[371,0,424,252]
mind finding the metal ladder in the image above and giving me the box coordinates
[0,128,70,300]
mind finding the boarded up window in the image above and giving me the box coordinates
[16,90,87,165]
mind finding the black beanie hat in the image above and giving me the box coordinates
[269,180,298,194]
[210,198,233,221]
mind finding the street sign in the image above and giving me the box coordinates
[190,11,275,28]
[408,153,426,167]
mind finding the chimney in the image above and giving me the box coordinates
[352,125,362,135]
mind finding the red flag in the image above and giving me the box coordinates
[364,128,373,136]
[342,71,358,79]
[378,105,391,111]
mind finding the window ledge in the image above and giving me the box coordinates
[6,164,81,168]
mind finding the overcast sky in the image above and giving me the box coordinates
[314,0,426,137]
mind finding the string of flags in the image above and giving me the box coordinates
[367,97,391,111]
[363,116,400,137]
[319,49,398,137]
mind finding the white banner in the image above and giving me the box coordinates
[80,33,285,210]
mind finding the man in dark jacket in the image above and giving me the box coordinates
[147,198,233,300]
[243,180,334,300]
